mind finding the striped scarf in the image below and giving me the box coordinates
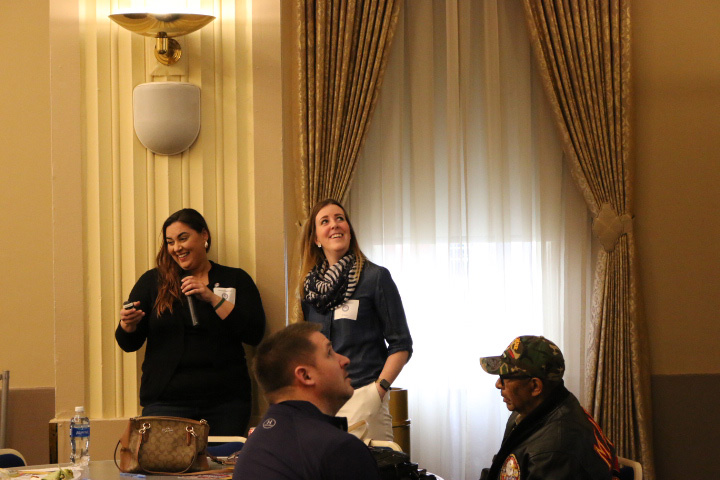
[303,253,358,314]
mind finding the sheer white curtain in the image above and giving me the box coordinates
[348,1,591,479]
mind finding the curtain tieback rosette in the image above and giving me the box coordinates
[592,203,633,252]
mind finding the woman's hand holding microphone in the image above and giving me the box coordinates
[182,275,231,321]
[180,276,216,303]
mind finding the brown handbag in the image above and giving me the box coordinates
[114,416,211,474]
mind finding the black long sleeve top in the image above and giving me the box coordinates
[115,261,266,406]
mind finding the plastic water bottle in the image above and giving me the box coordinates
[70,406,90,466]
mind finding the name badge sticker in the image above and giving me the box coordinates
[333,299,359,320]
[213,286,236,305]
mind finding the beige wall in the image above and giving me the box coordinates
[633,0,720,375]
[633,1,720,477]
[0,0,55,389]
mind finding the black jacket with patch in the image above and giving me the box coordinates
[484,383,619,480]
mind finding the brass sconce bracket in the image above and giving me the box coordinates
[109,13,215,66]
[154,35,182,65]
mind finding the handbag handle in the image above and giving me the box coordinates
[113,439,127,472]
[114,418,139,473]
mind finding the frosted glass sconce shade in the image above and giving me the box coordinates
[133,82,201,155]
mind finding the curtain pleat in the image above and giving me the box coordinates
[523,1,654,478]
[295,0,401,215]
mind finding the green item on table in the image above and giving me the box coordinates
[41,468,74,480]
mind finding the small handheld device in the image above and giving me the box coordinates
[123,301,135,310]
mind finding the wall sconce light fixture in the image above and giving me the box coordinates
[109,12,215,65]
[109,12,215,155]
[133,82,201,156]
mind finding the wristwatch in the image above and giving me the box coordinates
[377,378,391,392]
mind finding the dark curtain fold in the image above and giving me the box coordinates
[522,1,654,479]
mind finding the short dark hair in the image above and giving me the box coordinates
[253,323,323,394]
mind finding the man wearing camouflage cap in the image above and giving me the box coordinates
[479,336,620,480]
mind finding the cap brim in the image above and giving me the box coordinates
[479,356,504,375]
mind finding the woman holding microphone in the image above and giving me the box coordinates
[116,208,265,435]
[298,199,412,440]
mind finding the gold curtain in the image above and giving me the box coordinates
[294,0,401,215]
[522,1,654,479]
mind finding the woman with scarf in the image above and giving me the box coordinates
[298,199,413,440]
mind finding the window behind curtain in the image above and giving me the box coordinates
[348,1,592,479]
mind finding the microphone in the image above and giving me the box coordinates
[183,272,199,327]
[188,295,199,327]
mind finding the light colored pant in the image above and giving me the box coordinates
[337,382,393,441]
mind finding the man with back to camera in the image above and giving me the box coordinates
[231,322,380,480]
[479,335,620,480]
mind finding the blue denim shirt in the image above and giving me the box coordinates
[302,261,413,388]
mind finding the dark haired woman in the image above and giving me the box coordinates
[116,208,265,435]
[298,199,412,440]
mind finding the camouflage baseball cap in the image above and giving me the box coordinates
[479,335,565,381]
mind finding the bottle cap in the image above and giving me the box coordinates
[75,406,84,413]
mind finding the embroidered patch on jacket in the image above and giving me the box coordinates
[500,454,521,480]
[262,418,277,429]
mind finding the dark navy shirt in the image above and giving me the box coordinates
[232,401,380,480]
[302,261,413,388]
